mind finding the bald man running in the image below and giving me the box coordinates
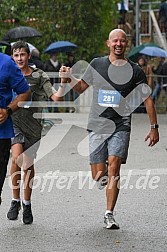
[59,29,159,229]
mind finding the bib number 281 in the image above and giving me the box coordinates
[98,89,121,107]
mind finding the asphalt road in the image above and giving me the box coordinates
[0,113,167,252]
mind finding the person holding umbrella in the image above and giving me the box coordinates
[43,41,77,113]
[137,55,153,89]
[6,41,64,224]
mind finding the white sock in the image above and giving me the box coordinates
[105,210,113,216]
[23,199,31,205]
[12,198,20,202]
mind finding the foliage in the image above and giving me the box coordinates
[0,0,120,62]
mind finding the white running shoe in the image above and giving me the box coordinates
[104,213,120,229]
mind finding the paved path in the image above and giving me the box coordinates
[0,113,167,252]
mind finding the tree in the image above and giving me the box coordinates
[0,0,119,61]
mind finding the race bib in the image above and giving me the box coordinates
[98,89,121,107]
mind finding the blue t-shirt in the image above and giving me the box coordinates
[0,53,30,139]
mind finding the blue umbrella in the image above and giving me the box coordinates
[140,46,167,58]
[44,41,77,54]
[127,43,160,62]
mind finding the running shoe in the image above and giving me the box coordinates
[104,213,120,229]
[7,200,21,220]
[22,202,33,224]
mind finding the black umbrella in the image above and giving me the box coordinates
[3,26,42,41]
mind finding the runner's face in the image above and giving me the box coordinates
[12,48,30,70]
[107,31,128,57]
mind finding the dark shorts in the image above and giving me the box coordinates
[89,131,130,164]
[0,138,11,163]
[11,126,40,158]
[0,138,11,194]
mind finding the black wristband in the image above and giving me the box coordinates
[6,106,13,116]
[150,124,159,129]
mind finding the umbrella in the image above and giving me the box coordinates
[44,41,77,54]
[3,26,42,41]
[11,42,37,52]
[140,46,167,58]
[127,43,161,62]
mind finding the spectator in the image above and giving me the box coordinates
[117,0,132,33]
[161,60,167,106]
[44,53,61,86]
[64,53,78,112]
[44,53,62,112]
[64,52,75,68]
[161,60,167,86]
[158,0,167,38]
[0,41,11,55]
[30,48,44,70]
[136,55,153,113]
[137,56,153,89]
[152,57,165,102]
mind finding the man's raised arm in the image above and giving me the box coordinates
[59,66,89,94]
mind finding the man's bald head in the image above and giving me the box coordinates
[109,29,127,40]
[106,28,128,60]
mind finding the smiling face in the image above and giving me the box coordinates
[106,29,128,60]
[12,48,30,70]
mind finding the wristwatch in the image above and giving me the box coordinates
[6,106,13,117]
[150,124,159,129]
